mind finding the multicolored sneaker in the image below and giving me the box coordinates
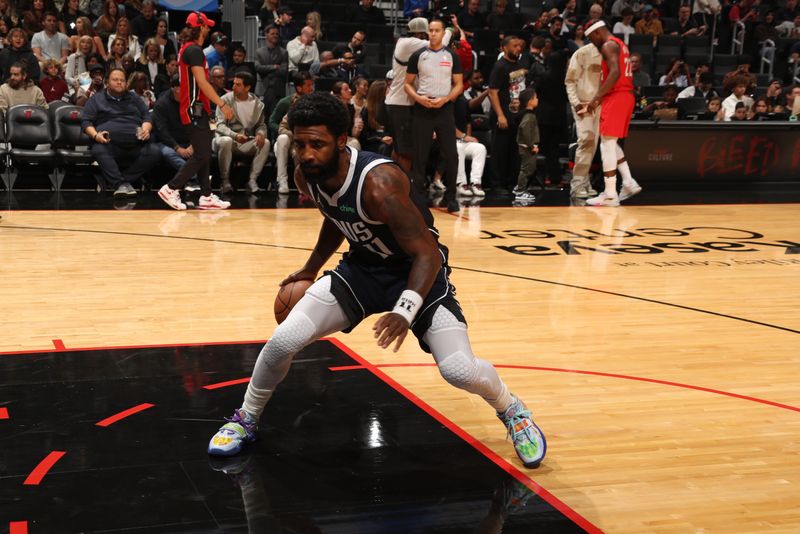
[208,409,257,457]
[498,396,546,468]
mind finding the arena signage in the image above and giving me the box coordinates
[482,227,800,257]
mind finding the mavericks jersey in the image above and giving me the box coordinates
[307,148,438,265]
[601,36,633,95]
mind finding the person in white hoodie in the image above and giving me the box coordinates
[384,17,451,173]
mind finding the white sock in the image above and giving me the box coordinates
[604,176,618,198]
[241,383,274,420]
[618,160,635,187]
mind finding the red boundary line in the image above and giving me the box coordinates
[330,362,800,414]
[23,451,66,486]
[324,338,601,533]
[96,403,155,427]
[9,521,28,534]
[203,378,250,390]
[52,339,66,351]
[0,407,8,419]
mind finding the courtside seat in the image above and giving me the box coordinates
[4,104,56,190]
[51,104,93,191]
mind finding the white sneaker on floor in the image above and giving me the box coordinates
[246,180,263,193]
[430,178,446,191]
[619,181,642,202]
[470,183,486,197]
[277,180,289,194]
[199,193,231,210]
[158,184,187,210]
[457,183,473,196]
[586,192,620,207]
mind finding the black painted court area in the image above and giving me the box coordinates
[0,341,584,533]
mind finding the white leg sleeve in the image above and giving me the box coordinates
[275,134,291,184]
[422,307,511,412]
[615,142,634,185]
[242,276,350,419]
[456,141,467,185]
[600,136,619,174]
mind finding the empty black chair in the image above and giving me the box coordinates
[678,97,708,116]
[4,104,56,190]
[51,104,93,191]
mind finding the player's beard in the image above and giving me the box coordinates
[300,147,340,184]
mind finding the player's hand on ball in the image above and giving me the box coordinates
[280,268,317,287]
[373,313,409,352]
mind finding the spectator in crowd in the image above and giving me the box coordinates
[561,0,580,35]
[74,62,105,106]
[351,76,369,116]
[214,71,270,194]
[568,23,590,53]
[450,93,487,197]
[255,24,288,112]
[486,0,516,32]
[707,95,722,119]
[22,0,47,39]
[692,0,721,27]
[95,0,119,44]
[258,0,279,27]
[59,0,85,37]
[81,67,160,197]
[641,84,682,119]
[488,35,527,194]
[385,17,451,174]
[512,88,539,201]
[464,69,490,114]
[349,0,386,26]
[764,79,786,110]
[108,17,140,60]
[523,9,551,34]
[776,13,800,37]
[777,0,799,22]
[565,38,601,199]
[0,28,41,84]
[729,101,748,120]
[226,45,255,87]
[130,0,157,44]
[135,38,166,92]
[547,17,569,52]
[788,85,800,116]
[0,62,48,111]
[333,50,367,83]
[722,62,756,93]
[305,11,324,41]
[658,58,690,87]
[127,70,154,109]
[0,0,20,28]
[721,77,754,120]
[312,50,342,78]
[449,18,474,81]
[749,97,770,118]
[459,0,486,38]
[404,0,429,19]
[611,0,641,18]
[107,36,129,70]
[40,58,69,102]
[331,79,363,149]
[677,71,718,100]
[669,5,707,36]
[635,5,664,43]
[275,6,299,45]
[729,0,759,28]
[613,7,637,44]
[152,74,200,192]
[630,52,651,94]
[535,51,569,187]
[404,19,463,212]
[32,11,70,66]
[520,36,546,83]
[270,70,314,194]
[287,26,318,73]
[153,18,176,61]
[208,65,227,113]
[65,34,93,90]
[359,79,392,155]
[69,16,106,58]
[334,31,367,64]
[204,32,229,71]
[587,3,605,23]
[754,11,780,43]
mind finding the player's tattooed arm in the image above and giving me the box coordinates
[590,40,620,109]
[364,164,442,299]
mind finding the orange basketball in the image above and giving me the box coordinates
[274,279,313,324]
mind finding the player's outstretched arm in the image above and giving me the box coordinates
[281,168,346,286]
[363,164,442,352]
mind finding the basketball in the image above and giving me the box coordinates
[274,279,313,324]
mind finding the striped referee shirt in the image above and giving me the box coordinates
[407,46,462,98]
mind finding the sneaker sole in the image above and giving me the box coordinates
[198,205,230,210]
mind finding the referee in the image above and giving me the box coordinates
[404,19,463,213]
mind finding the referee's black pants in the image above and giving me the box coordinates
[410,102,458,202]
[168,113,214,197]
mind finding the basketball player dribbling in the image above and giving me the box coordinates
[207,93,546,469]
[582,19,642,207]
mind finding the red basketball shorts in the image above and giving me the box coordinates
[600,91,635,139]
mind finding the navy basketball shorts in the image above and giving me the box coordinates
[326,245,466,353]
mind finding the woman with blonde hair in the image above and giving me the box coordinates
[108,16,140,60]
[94,0,118,43]
[69,15,106,57]
[135,37,166,92]
[306,11,323,41]
[259,0,280,26]
[107,36,128,69]
[65,34,93,91]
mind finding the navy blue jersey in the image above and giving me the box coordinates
[307,148,438,265]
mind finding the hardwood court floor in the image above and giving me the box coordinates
[1,202,799,532]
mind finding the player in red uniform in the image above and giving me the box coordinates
[583,19,642,207]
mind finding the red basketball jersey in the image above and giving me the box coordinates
[601,36,633,95]
[178,41,211,125]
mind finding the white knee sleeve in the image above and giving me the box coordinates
[600,136,619,173]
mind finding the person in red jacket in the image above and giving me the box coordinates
[40,58,69,103]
